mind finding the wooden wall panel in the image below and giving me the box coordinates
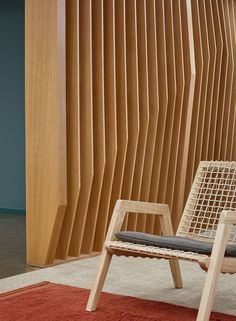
[127,0,149,231]
[172,0,196,229]
[149,0,168,235]
[81,0,105,254]
[56,0,80,260]
[140,0,159,234]
[27,0,236,267]
[106,0,128,241]
[184,0,203,200]
[69,0,93,257]
[207,0,223,161]
[121,0,140,230]
[26,0,67,266]
[93,0,117,252]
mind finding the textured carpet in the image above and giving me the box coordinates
[0,282,235,321]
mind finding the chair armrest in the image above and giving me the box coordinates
[219,210,236,225]
[116,199,170,215]
[105,200,173,243]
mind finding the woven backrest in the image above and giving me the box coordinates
[177,161,236,244]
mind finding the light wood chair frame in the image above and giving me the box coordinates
[86,161,236,321]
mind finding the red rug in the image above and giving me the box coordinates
[0,282,235,321]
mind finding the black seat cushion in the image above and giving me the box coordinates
[115,231,236,257]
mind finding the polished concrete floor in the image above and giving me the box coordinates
[0,255,236,316]
[0,214,26,279]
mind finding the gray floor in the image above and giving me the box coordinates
[0,255,235,316]
[0,214,26,278]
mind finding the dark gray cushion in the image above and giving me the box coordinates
[115,231,236,257]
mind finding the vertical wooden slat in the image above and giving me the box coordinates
[149,0,168,234]
[172,0,196,229]
[121,0,140,230]
[26,0,67,266]
[214,0,229,160]
[207,0,223,161]
[184,0,203,202]
[201,0,216,161]
[141,0,159,234]
[127,0,149,231]
[81,0,105,254]
[165,0,185,214]
[106,0,128,238]
[69,0,93,257]
[194,0,210,173]
[232,1,236,161]
[228,0,236,161]
[93,0,117,251]
[56,0,80,260]
[157,0,176,209]
[221,0,234,161]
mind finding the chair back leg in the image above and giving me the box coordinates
[169,259,183,288]
[86,249,113,312]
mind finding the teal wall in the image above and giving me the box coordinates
[0,0,25,211]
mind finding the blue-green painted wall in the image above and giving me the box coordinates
[0,0,25,211]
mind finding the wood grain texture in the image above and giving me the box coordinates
[149,0,168,234]
[172,0,196,230]
[194,0,210,173]
[207,0,223,161]
[141,0,159,234]
[184,0,203,202]
[127,0,149,231]
[81,0,106,254]
[93,0,117,251]
[107,0,128,236]
[214,0,228,160]
[26,0,67,266]
[56,0,80,260]
[221,0,234,161]
[165,0,185,214]
[201,0,216,161]
[69,0,93,257]
[121,0,140,230]
[157,0,176,208]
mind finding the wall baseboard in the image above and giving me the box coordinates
[0,208,26,215]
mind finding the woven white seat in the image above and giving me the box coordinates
[86,161,236,321]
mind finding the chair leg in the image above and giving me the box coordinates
[169,259,183,289]
[196,263,221,321]
[86,249,113,312]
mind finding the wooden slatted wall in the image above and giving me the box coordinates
[26,0,236,267]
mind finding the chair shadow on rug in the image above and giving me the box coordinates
[86,161,236,321]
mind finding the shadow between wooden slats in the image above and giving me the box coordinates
[81,0,106,255]
[140,0,159,234]
[69,0,94,257]
[214,0,228,161]
[201,0,216,161]
[165,0,185,216]
[149,0,168,235]
[228,0,236,161]
[121,0,140,230]
[184,0,203,203]
[93,0,117,252]
[194,0,210,173]
[105,0,128,245]
[172,0,196,230]
[207,0,223,161]
[127,0,149,231]
[26,0,67,266]
[157,0,176,217]
[221,0,234,161]
[56,0,80,260]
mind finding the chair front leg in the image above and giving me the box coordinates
[86,248,113,312]
[196,221,231,321]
